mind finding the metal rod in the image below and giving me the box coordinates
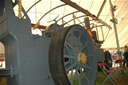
[18,0,22,19]
[76,17,85,27]
[62,18,64,24]
[91,24,105,28]
[97,0,107,17]
[109,0,121,61]
[57,11,79,22]
[100,26,105,41]
[37,4,66,23]
[63,15,86,25]
[109,0,120,52]
[96,24,99,40]
[104,29,110,40]
[31,24,46,29]
[26,0,41,14]
[60,0,112,29]
[72,13,76,24]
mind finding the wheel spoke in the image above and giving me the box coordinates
[65,41,74,51]
[80,40,89,52]
[77,33,82,51]
[79,67,85,78]
[79,67,90,84]
[78,32,82,40]
[67,31,82,54]
[70,69,74,85]
[76,70,82,85]
[73,36,78,46]
[79,64,86,69]
[84,75,90,83]
[79,64,93,70]
[64,61,70,66]
[65,41,79,56]
[69,31,76,44]
[72,70,77,80]
[66,63,77,72]
[64,55,76,59]
[76,39,82,52]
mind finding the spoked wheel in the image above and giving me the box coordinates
[49,25,97,85]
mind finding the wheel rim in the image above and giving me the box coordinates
[63,27,97,85]
[49,25,97,85]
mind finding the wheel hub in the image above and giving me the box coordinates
[78,52,87,64]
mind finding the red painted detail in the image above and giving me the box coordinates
[98,63,107,68]
[105,69,115,73]
[115,59,126,63]
[31,24,47,29]
[0,59,4,61]
[86,29,94,39]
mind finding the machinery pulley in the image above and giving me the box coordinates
[49,25,97,85]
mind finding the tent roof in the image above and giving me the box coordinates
[15,0,128,49]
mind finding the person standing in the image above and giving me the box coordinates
[123,45,128,67]
[104,50,112,68]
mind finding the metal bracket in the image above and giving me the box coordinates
[0,69,11,77]
[0,66,15,78]
[110,18,118,24]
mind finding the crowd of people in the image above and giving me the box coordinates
[104,45,128,68]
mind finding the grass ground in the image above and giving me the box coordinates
[0,70,128,85]
[0,72,108,85]
[104,69,128,85]
[96,69,128,85]
[96,71,106,85]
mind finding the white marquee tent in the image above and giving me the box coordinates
[1,0,128,49]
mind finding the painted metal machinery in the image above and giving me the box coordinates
[0,0,98,85]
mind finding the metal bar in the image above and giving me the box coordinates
[96,25,99,40]
[57,11,79,22]
[62,18,64,24]
[84,17,90,29]
[100,26,105,41]
[18,0,22,19]
[60,0,112,29]
[76,17,85,27]
[0,69,11,77]
[109,0,122,68]
[15,0,30,19]
[37,4,66,23]
[78,21,105,28]
[25,0,41,14]
[31,24,46,29]
[97,0,107,17]
[72,13,76,24]
[91,24,105,28]
[23,0,41,17]
[109,0,120,53]
[64,15,86,25]
[49,0,53,25]
[104,29,110,40]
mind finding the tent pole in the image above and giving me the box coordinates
[109,0,121,60]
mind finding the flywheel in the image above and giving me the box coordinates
[49,25,97,85]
